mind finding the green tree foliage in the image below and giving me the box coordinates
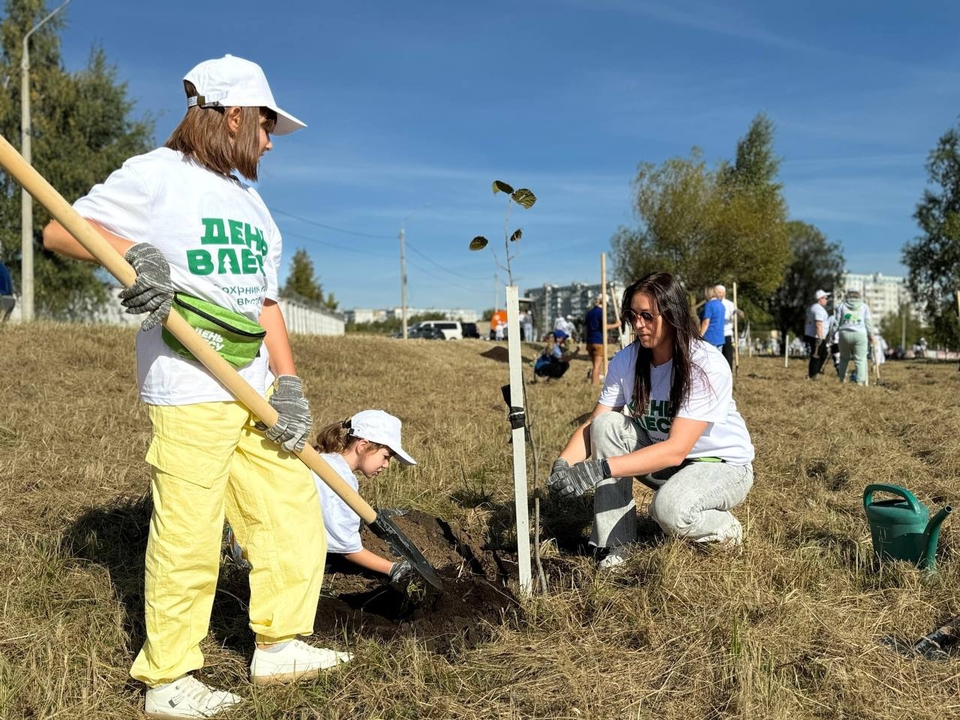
[280,248,337,309]
[767,221,845,339]
[0,0,154,318]
[902,121,960,348]
[612,114,790,307]
[878,307,930,350]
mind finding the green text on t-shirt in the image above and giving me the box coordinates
[639,398,674,436]
[186,218,268,276]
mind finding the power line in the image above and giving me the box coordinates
[406,241,487,281]
[282,229,395,258]
[274,208,393,240]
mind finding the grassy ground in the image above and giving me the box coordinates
[3,323,960,719]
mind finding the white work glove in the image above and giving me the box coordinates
[547,458,606,498]
[119,243,174,331]
[263,375,312,453]
[388,560,415,589]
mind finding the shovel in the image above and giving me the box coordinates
[0,135,441,590]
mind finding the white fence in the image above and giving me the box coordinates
[5,289,345,336]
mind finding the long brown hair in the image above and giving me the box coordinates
[621,272,706,418]
[165,81,276,181]
[314,418,388,457]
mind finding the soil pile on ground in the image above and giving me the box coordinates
[314,510,521,654]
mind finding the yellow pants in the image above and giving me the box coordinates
[130,401,326,686]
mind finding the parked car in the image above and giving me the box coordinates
[461,322,480,339]
[416,320,463,340]
[397,321,463,340]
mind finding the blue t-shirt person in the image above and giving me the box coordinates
[585,305,604,344]
[701,298,725,347]
[0,260,13,296]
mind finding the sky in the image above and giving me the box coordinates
[51,0,960,312]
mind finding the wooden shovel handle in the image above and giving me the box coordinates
[0,134,377,524]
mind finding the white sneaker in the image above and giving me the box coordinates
[597,546,629,572]
[144,675,241,718]
[250,639,352,685]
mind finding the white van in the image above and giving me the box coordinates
[415,320,463,340]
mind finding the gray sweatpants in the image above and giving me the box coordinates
[589,412,753,548]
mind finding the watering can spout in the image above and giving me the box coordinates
[924,505,953,570]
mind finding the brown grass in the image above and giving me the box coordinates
[3,323,960,718]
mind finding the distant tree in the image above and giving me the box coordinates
[720,112,781,194]
[612,114,790,306]
[878,307,930,350]
[902,121,960,348]
[481,307,495,321]
[280,248,337,309]
[0,0,154,318]
[767,221,845,339]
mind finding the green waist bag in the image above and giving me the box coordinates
[161,293,266,368]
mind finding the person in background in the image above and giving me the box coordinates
[804,290,831,379]
[535,329,571,380]
[699,287,725,352]
[547,272,754,570]
[714,285,742,370]
[584,295,620,386]
[834,289,872,385]
[523,311,534,344]
[0,258,15,322]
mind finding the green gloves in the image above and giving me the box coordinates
[119,243,174,331]
[264,375,312,453]
[548,458,607,498]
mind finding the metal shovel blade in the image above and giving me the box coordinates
[368,514,442,590]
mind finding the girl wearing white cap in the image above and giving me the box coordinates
[312,410,418,584]
[44,55,345,717]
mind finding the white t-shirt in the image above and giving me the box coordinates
[804,303,829,338]
[314,453,363,554]
[73,148,282,405]
[721,298,736,338]
[598,340,754,465]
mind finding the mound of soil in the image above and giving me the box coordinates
[314,510,521,654]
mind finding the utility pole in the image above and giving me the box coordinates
[20,0,71,322]
[399,224,407,339]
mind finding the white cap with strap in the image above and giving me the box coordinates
[183,54,306,136]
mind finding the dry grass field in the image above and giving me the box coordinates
[3,323,960,719]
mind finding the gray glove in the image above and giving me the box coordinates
[119,243,174,331]
[263,375,312,453]
[388,560,415,589]
[547,458,605,498]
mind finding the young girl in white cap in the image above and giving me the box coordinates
[44,55,346,718]
[312,410,418,585]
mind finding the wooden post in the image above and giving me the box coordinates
[506,286,532,596]
[601,253,608,377]
[784,332,789,368]
[732,281,740,375]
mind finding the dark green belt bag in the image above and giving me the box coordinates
[161,293,266,368]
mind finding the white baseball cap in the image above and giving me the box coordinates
[815,290,831,300]
[183,55,306,136]
[349,410,416,466]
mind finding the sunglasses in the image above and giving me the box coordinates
[624,309,661,325]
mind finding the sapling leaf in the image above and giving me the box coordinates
[469,236,489,251]
[510,229,523,242]
[493,180,514,195]
[511,188,537,208]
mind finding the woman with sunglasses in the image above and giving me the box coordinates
[547,272,754,570]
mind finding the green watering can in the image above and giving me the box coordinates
[863,484,952,570]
